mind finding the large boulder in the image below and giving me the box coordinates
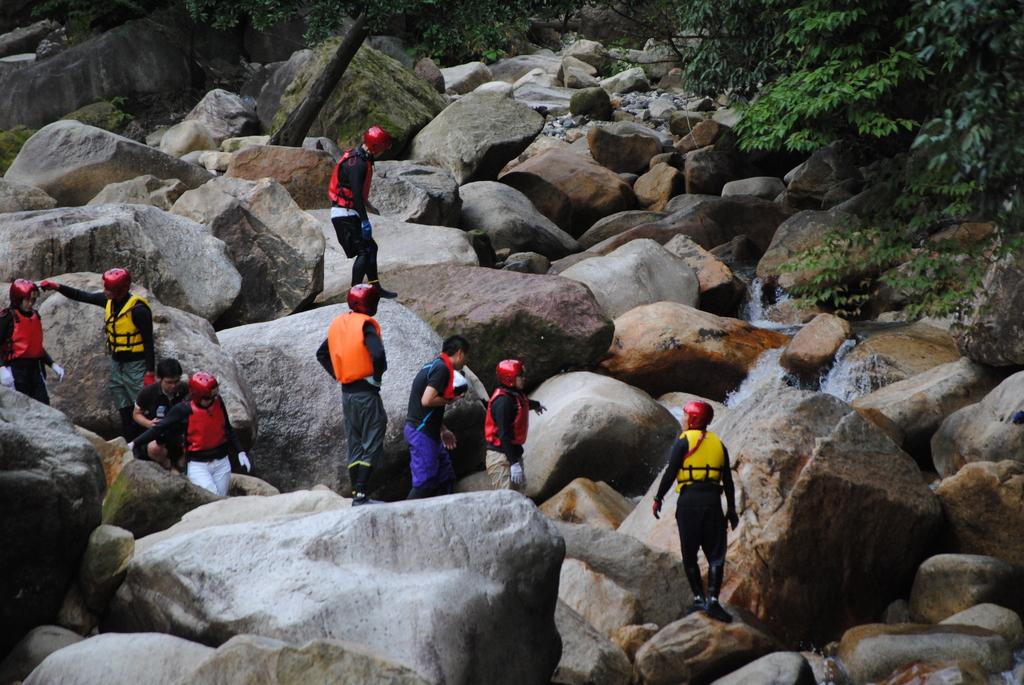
[587,123,662,175]
[578,210,667,250]
[183,89,259,145]
[256,49,315,132]
[410,91,544,184]
[908,554,1022,622]
[559,559,642,636]
[600,303,788,400]
[159,120,216,158]
[540,478,634,530]
[217,301,484,496]
[523,372,678,501]
[935,461,1024,565]
[489,53,561,83]
[756,209,863,290]
[0,625,82,685]
[600,67,649,94]
[101,460,222,539]
[273,42,445,154]
[0,387,105,654]
[87,174,188,211]
[956,248,1024,366]
[4,121,212,206]
[852,358,1004,462]
[662,234,746,316]
[684,148,738,195]
[77,524,134,613]
[0,20,192,129]
[106,492,564,685]
[37,274,254,440]
[385,265,613,390]
[512,82,575,116]
[0,178,56,212]
[368,161,461,227]
[553,602,632,685]
[560,239,699,319]
[0,20,58,58]
[930,371,1024,478]
[441,61,493,94]
[721,176,786,201]
[780,313,852,380]
[171,176,326,326]
[782,142,863,211]
[941,603,1024,649]
[835,323,961,399]
[459,181,579,259]
[500,148,636,237]
[225,144,334,210]
[634,163,685,211]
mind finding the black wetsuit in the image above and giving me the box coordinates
[0,308,54,404]
[330,147,380,287]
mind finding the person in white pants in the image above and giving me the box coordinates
[129,371,250,496]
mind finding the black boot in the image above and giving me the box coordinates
[705,564,732,623]
[368,280,397,299]
[683,563,706,615]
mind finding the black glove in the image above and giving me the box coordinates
[727,510,739,530]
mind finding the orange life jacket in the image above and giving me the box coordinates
[484,387,530,447]
[5,309,44,361]
[328,148,373,208]
[326,312,381,384]
[186,398,228,453]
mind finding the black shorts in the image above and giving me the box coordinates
[676,482,727,567]
[332,214,363,258]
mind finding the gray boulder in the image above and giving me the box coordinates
[441,61,493,94]
[0,20,58,58]
[513,82,575,115]
[577,210,667,250]
[600,67,649,94]
[783,142,863,211]
[941,603,1024,650]
[106,492,564,685]
[459,181,579,259]
[0,625,82,685]
[77,524,134,613]
[184,89,259,145]
[490,53,561,83]
[256,49,314,132]
[0,177,56,212]
[721,176,786,200]
[159,120,216,158]
[0,386,105,654]
[553,602,632,685]
[86,174,188,210]
[909,554,1022,622]
[369,161,462,227]
[410,91,544,184]
[5,121,212,206]
[101,460,223,539]
[956,248,1024,366]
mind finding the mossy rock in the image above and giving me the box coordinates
[273,41,445,156]
[0,126,35,174]
[62,101,132,133]
[570,87,613,120]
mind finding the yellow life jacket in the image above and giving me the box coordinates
[104,295,149,353]
[675,429,726,491]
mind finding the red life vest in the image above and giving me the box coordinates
[328,148,373,208]
[5,309,44,361]
[186,398,228,453]
[485,387,530,448]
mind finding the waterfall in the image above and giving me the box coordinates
[818,339,874,402]
[739,277,792,330]
[725,348,787,408]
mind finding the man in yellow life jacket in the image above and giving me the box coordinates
[39,269,155,439]
[316,284,388,505]
[652,400,739,623]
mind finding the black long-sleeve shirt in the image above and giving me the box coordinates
[489,391,542,464]
[337,149,372,221]
[56,284,154,372]
[0,309,53,367]
[134,397,243,459]
[316,322,387,393]
[655,434,737,513]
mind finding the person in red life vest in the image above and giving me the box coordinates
[404,335,471,500]
[316,284,388,505]
[0,279,65,404]
[38,269,156,439]
[128,371,251,495]
[652,400,740,623]
[328,125,397,299]
[484,359,546,491]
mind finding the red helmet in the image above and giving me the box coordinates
[9,279,38,308]
[683,400,713,430]
[102,268,131,299]
[189,372,218,400]
[363,125,392,156]
[496,359,524,387]
[347,284,380,315]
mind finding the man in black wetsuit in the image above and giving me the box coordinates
[653,400,740,623]
[483,359,545,491]
[132,357,188,472]
[0,279,64,404]
[327,125,397,299]
[40,269,155,439]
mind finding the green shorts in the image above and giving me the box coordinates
[109,358,147,409]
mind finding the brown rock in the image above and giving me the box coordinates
[559,559,642,636]
[674,120,727,154]
[540,478,635,530]
[663,234,745,315]
[936,461,1024,566]
[841,323,960,393]
[610,623,659,662]
[500,148,636,237]
[756,209,864,290]
[226,145,335,209]
[414,56,445,93]
[578,210,668,250]
[600,302,788,400]
[75,426,131,487]
[684,148,737,195]
[909,554,1022,623]
[587,124,662,174]
[634,163,685,211]
[780,313,852,379]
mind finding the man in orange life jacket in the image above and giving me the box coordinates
[129,372,251,496]
[484,359,545,491]
[39,269,155,439]
[653,400,739,623]
[316,284,388,505]
[0,280,65,404]
[328,125,397,299]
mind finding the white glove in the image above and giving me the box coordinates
[126,442,135,452]
[51,363,65,381]
[237,451,251,473]
[0,366,13,389]
[510,461,524,487]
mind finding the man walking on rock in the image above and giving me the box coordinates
[317,285,388,505]
[39,269,155,439]
[484,359,545,491]
[328,125,398,299]
[405,335,471,499]
[653,400,740,623]
[0,279,64,404]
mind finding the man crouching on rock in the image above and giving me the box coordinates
[484,359,545,491]
[405,335,470,499]
[653,400,740,623]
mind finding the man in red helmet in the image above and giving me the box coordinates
[484,359,545,491]
[39,269,155,439]
[0,279,64,404]
[328,125,398,299]
[128,371,251,495]
[316,284,388,505]
[652,400,739,623]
